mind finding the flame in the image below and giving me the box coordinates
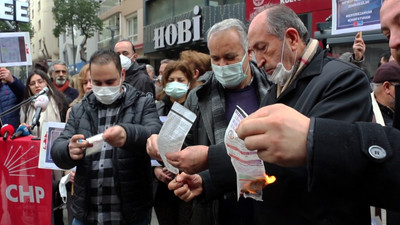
[241,173,276,194]
[265,174,276,184]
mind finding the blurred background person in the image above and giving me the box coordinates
[68,64,92,108]
[146,64,156,81]
[179,50,212,88]
[49,60,78,104]
[114,39,155,98]
[153,60,195,225]
[156,59,174,101]
[0,67,25,128]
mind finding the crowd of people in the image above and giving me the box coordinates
[1,1,400,225]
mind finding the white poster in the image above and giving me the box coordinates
[0,32,32,67]
[38,122,65,170]
[332,0,383,35]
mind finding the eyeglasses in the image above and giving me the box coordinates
[29,79,45,87]
[55,70,67,74]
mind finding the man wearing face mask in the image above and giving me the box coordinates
[146,18,270,225]
[114,39,155,99]
[49,60,79,104]
[51,50,162,225]
[164,4,373,225]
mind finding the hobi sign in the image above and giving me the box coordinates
[0,0,29,23]
[154,5,202,49]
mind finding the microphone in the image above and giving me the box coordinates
[11,125,30,139]
[34,87,49,98]
[31,95,50,130]
[1,124,15,140]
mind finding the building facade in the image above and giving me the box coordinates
[29,0,59,64]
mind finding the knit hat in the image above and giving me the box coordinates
[373,61,400,83]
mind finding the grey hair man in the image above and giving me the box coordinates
[147,18,270,225]
[49,60,78,104]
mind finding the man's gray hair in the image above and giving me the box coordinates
[49,60,68,74]
[262,4,309,42]
[207,18,248,54]
[160,59,173,65]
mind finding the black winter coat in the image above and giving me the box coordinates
[205,48,373,225]
[51,84,162,224]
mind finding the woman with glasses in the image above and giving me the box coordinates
[20,69,68,136]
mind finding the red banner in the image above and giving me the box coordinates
[0,136,52,225]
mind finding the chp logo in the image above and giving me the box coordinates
[2,144,45,204]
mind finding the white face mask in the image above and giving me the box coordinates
[91,79,122,105]
[120,55,132,70]
[269,36,297,86]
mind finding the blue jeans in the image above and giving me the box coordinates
[72,217,150,225]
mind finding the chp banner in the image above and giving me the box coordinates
[0,136,52,225]
[332,0,383,35]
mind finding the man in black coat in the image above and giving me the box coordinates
[167,4,373,225]
[234,0,400,218]
[51,50,162,225]
[114,39,155,99]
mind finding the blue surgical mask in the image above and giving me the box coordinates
[212,53,250,88]
[269,36,297,86]
[164,81,189,100]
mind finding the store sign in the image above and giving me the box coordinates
[0,0,29,23]
[154,5,202,49]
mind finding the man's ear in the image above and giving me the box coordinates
[121,69,126,82]
[383,81,392,94]
[193,69,200,80]
[285,28,300,51]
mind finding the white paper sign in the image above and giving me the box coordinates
[225,106,266,201]
[157,102,197,174]
[38,122,65,170]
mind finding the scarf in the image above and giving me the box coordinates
[54,80,70,93]
[278,38,319,96]
[211,78,228,145]
[20,96,61,136]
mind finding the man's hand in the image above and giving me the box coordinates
[168,172,203,202]
[236,104,310,167]
[166,145,209,174]
[154,166,175,184]
[353,32,365,61]
[0,67,14,83]
[103,125,126,147]
[68,134,93,160]
[146,134,162,161]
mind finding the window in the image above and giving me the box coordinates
[39,39,42,50]
[126,13,138,44]
[38,20,41,31]
[38,0,41,11]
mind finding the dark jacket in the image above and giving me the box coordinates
[184,61,270,225]
[51,84,162,224]
[63,86,79,104]
[0,76,25,128]
[185,61,270,147]
[309,118,400,213]
[204,48,373,225]
[125,61,155,99]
